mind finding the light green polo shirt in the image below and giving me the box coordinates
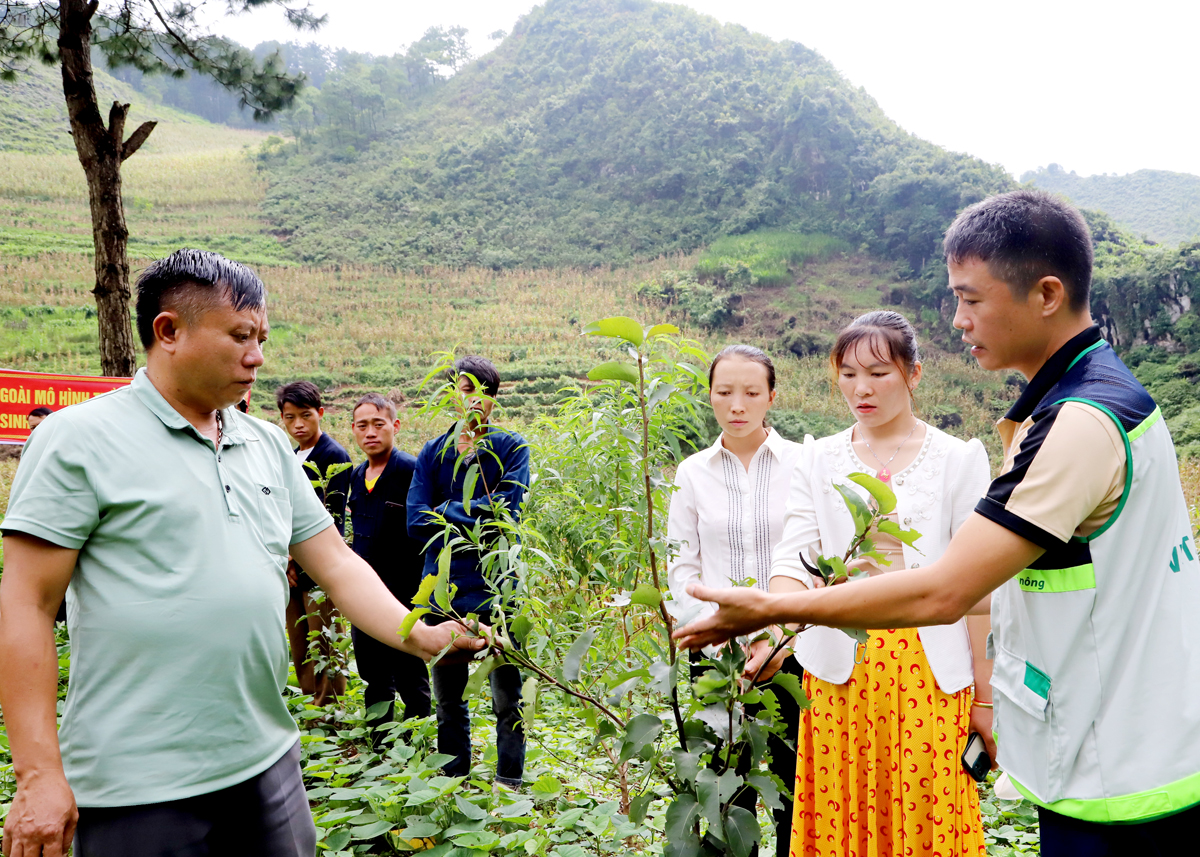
[2,369,332,807]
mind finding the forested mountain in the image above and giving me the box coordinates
[105,32,470,129]
[1025,164,1200,245]
[256,0,1013,270]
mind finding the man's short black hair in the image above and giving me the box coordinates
[29,406,52,418]
[135,249,267,349]
[943,189,1093,312]
[454,355,500,398]
[353,392,397,420]
[276,380,323,412]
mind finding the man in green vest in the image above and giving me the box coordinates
[0,249,484,857]
[676,190,1200,855]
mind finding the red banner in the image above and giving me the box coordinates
[0,368,132,444]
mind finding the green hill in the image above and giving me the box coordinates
[1024,164,1200,245]
[0,59,263,156]
[258,0,1012,271]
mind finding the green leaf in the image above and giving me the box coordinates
[847,471,897,514]
[455,794,488,820]
[630,583,662,608]
[877,518,923,546]
[411,573,438,609]
[555,807,588,829]
[771,671,810,709]
[434,548,452,611]
[530,775,563,802]
[694,769,723,838]
[509,614,533,644]
[494,799,535,819]
[833,482,873,536]
[521,676,538,727]
[664,794,701,856]
[645,323,680,338]
[364,700,392,720]
[724,806,760,857]
[562,629,596,683]
[629,792,654,824]
[671,748,702,786]
[587,361,640,384]
[398,607,431,640]
[648,659,677,694]
[839,627,871,645]
[323,829,352,850]
[582,316,644,346]
[397,822,442,838]
[619,713,663,763]
[452,830,500,849]
[352,819,395,839]
[646,382,677,410]
[746,772,784,812]
[461,655,497,700]
[826,555,849,583]
[462,462,480,515]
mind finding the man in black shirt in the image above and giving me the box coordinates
[347,393,431,744]
[277,381,352,705]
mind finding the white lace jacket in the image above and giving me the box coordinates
[770,422,992,692]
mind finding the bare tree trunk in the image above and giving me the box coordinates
[58,0,156,378]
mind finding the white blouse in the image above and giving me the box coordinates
[667,428,805,624]
[770,423,992,692]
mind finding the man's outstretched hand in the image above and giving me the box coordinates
[672,583,774,649]
[415,620,491,664]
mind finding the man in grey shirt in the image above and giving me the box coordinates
[0,250,484,857]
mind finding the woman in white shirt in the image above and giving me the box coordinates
[770,311,993,857]
[667,344,805,857]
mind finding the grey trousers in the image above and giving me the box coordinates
[74,740,316,857]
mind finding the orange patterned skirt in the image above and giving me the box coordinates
[789,628,986,857]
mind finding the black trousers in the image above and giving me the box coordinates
[350,623,431,740]
[427,615,525,787]
[1038,803,1200,856]
[690,652,802,857]
[74,740,315,857]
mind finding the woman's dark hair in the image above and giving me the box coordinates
[29,406,53,418]
[453,355,501,398]
[830,311,920,382]
[275,380,322,412]
[135,248,266,349]
[708,344,776,391]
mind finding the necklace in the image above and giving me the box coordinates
[214,408,224,450]
[855,420,917,483]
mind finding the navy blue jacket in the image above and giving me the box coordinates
[347,448,425,606]
[407,424,530,615]
[296,430,351,533]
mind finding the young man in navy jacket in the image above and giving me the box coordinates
[347,393,431,744]
[407,356,530,789]
[277,380,352,705]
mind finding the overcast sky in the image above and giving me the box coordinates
[211,0,1200,179]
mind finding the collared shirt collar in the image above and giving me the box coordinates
[1004,326,1104,423]
[701,426,784,466]
[130,368,247,447]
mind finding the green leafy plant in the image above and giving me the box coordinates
[396,319,821,857]
[788,472,922,649]
[300,459,357,695]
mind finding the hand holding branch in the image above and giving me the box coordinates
[672,582,774,650]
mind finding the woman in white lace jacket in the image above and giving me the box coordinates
[769,311,994,857]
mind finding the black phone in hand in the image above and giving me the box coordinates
[962,732,991,783]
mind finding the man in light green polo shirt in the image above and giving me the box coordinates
[0,250,484,857]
